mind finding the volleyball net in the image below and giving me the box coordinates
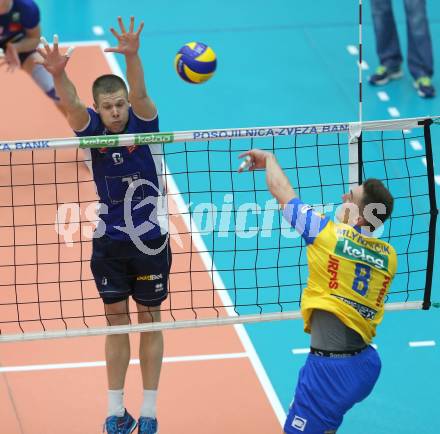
[0,116,438,342]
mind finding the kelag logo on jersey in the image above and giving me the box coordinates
[335,239,388,270]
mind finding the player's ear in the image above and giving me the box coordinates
[93,101,98,112]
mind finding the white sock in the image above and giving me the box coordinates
[140,390,157,418]
[108,389,125,417]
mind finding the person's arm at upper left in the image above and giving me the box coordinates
[105,16,157,120]
[5,1,40,69]
[11,25,40,52]
[12,0,40,52]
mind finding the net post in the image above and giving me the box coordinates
[357,0,363,186]
[421,118,438,310]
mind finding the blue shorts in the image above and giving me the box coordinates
[90,234,171,307]
[284,346,381,434]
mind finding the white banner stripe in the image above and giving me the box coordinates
[0,116,437,152]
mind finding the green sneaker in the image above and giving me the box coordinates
[369,65,403,86]
[414,76,435,98]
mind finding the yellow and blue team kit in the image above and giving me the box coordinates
[282,198,397,433]
[283,198,397,344]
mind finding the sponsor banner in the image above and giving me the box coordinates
[336,227,390,254]
[0,141,50,151]
[192,124,349,141]
[134,132,174,145]
[332,294,378,320]
[79,135,120,148]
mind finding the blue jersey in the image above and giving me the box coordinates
[75,107,168,241]
[0,0,39,46]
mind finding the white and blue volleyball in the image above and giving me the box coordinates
[174,42,217,84]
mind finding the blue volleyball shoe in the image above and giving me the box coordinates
[104,410,137,434]
[138,417,158,434]
[369,65,403,85]
[414,76,436,98]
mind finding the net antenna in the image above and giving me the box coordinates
[348,0,363,189]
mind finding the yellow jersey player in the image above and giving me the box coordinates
[239,149,397,434]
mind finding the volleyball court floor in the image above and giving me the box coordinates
[0,45,282,434]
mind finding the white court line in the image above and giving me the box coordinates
[346,45,358,55]
[409,340,436,348]
[0,352,249,373]
[361,60,369,70]
[96,43,287,427]
[377,91,390,102]
[59,39,108,47]
[410,140,423,151]
[292,348,309,355]
[388,107,400,117]
[92,26,104,36]
[167,173,286,426]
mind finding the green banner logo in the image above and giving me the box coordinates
[79,135,120,148]
[134,133,174,145]
[335,238,388,270]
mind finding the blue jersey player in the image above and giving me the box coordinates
[239,149,396,434]
[0,0,64,113]
[38,17,169,434]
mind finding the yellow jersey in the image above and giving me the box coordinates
[284,198,397,343]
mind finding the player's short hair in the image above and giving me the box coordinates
[361,178,394,230]
[92,74,128,103]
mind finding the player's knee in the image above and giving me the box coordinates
[137,308,160,324]
[105,311,130,326]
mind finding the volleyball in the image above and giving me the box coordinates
[174,42,217,84]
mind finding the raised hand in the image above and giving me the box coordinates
[36,35,75,76]
[238,149,274,172]
[104,16,144,56]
